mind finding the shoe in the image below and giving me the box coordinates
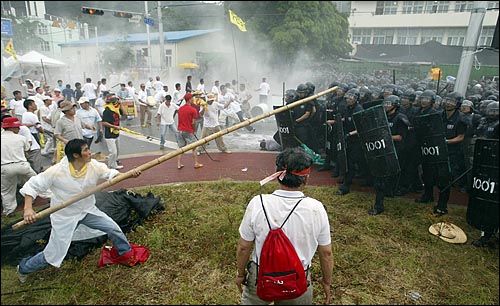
[160,145,165,150]
[433,207,448,217]
[317,165,333,172]
[194,163,204,169]
[368,208,384,215]
[415,196,434,203]
[141,124,147,128]
[112,165,124,170]
[17,265,28,284]
[196,151,200,156]
[223,150,232,154]
[250,128,256,133]
[117,160,122,165]
[335,188,349,195]
[177,164,184,169]
[472,236,495,248]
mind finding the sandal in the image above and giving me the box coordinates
[194,163,204,169]
[177,164,184,169]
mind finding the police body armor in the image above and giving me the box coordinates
[273,106,300,149]
[352,104,400,177]
[466,139,499,232]
[334,113,348,175]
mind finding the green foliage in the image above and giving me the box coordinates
[226,1,352,66]
[99,40,135,74]
[1,181,498,304]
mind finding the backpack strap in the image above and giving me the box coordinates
[260,194,304,230]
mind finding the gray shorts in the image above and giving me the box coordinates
[178,131,197,148]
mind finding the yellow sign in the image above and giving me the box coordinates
[4,39,17,61]
[431,67,441,81]
[229,9,247,32]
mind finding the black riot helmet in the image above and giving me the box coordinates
[401,88,416,102]
[382,84,396,97]
[328,81,339,89]
[337,83,349,94]
[383,95,400,111]
[486,94,498,101]
[444,92,464,109]
[420,89,436,103]
[296,83,308,98]
[348,82,357,90]
[345,88,360,102]
[285,89,298,103]
[305,82,315,95]
[359,87,372,101]
[479,100,493,116]
[486,101,499,119]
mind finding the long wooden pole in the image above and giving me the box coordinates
[12,86,337,231]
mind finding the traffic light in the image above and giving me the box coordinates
[81,7,104,16]
[113,11,133,18]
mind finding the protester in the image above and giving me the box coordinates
[176,92,202,169]
[16,139,142,283]
[236,147,333,305]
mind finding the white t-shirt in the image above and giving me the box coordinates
[196,83,206,93]
[9,99,26,116]
[22,111,40,134]
[153,80,164,92]
[203,102,225,128]
[239,190,331,268]
[98,83,107,97]
[172,89,183,105]
[156,102,179,125]
[258,82,271,96]
[39,104,53,132]
[154,90,167,103]
[82,83,97,99]
[137,90,148,106]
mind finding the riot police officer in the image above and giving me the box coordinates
[335,88,367,195]
[318,82,340,173]
[443,92,468,192]
[369,95,409,215]
[475,101,499,139]
[291,84,315,150]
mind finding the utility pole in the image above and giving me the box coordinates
[145,1,152,74]
[158,1,165,70]
[454,1,488,96]
[95,26,100,79]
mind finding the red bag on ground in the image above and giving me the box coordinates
[98,243,149,267]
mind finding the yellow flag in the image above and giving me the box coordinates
[5,39,17,61]
[229,9,247,32]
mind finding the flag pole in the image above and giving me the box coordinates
[230,24,239,88]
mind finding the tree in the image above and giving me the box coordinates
[100,39,135,75]
[11,17,45,54]
[225,1,352,68]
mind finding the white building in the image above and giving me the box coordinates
[348,1,499,48]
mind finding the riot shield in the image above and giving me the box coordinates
[352,104,400,177]
[413,112,450,166]
[334,113,347,175]
[466,139,499,232]
[273,106,300,149]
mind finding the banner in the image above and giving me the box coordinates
[4,39,17,61]
[229,9,247,32]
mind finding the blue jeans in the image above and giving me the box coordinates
[160,124,179,145]
[18,213,131,274]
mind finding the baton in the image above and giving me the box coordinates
[439,167,473,194]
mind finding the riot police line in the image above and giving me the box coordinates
[273,81,498,248]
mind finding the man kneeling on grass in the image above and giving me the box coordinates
[16,139,144,283]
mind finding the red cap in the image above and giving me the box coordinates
[184,92,193,101]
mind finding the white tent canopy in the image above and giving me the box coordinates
[2,51,67,82]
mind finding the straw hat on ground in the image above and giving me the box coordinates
[428,222,467,244]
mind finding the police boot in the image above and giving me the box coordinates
[472,233,495,248]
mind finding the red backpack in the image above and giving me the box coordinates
[256,195,308,301]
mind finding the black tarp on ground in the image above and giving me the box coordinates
[1,189,165,266]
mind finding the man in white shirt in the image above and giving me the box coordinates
[153,76,164,92]
[21,99,43,146]
[145,77,154,97]
[1,117,36,216]
[98,78,107,98]
[199,93,231,153]
[39,95,56,156]
[137,83,152,127]
[76,97,102,149]
[256,77,271,105]
[82,78,98,108]
[9,90,26,121]
[211,80,221,98]
[172,83,184,106]
[155,94,179,150]
[154,85,169,105]
[196,78,206,96]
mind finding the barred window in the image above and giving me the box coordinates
[425,1,449,13]
[446,28,466,46]
[373,29,394,44]
[478,27,495,46]
[37,24,48,35]
[376,1,398,15]
[40,40,50,52]
[402,1,425,14]
[352,28,372,44]
[454,1,474,12]
[397,28,419,45]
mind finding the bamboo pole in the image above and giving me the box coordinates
[12,86,337,231]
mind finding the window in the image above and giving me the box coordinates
[425,1,449,13]
[37,24,48,35]
[373,29,394,44]
[478,27,495,46]
[165,49,172,68]
[487,1,499,9]
[446,28,466,46]
[40,41,50,52]
[454,1,474,12]
[421,28,443,43]
[397,28,418,44]
[375,1,398,15]
[402,1,425,14]
[352,28,372,44]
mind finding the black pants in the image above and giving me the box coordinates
[421,163,451,210]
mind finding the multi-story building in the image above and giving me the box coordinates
[347,1,498,48]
